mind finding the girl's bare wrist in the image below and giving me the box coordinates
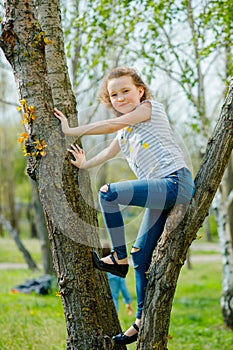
[62,126,70,135]
[73,161,88,169]
[78,161,88,169]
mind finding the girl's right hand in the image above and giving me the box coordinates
[54,107,70,134]
[67,144,87,169]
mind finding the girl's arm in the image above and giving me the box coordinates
[54,102,151,137]
[68,137,120,169]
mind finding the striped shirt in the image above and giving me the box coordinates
[117,100,188,179]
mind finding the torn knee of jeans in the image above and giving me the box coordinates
[131,248,143,269]
[131,246,141,254]
[100,183,109,193]
[99,185,118,202]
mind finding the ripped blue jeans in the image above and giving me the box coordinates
[99,167,195,319]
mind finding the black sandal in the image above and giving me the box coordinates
[92,251,129,278]
[112,323,139,344]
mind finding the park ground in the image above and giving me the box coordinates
[0,238,232,350]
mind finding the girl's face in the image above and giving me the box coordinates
[107,75,144,115]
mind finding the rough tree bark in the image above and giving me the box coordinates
[138,80,233,349]
[1,1,125,349]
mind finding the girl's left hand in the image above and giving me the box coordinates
[54,108,70,134]
[67,144,87,168]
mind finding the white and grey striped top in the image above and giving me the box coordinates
[117,100,188,179]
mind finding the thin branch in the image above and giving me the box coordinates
[209,90,226,121]
[0,98,19,107]
[161,26,198,107]
[0,214,38,271]
[203,51,223,77]
[226,189,233,208]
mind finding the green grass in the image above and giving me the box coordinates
[189,249,219,255]
[0,238,232,349]
[121,263,233,350]
[0,269,66,350]
[168,264,231,350]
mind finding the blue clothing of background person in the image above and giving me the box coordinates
[108,273,133,314]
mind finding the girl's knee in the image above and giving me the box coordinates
[99,184,110,201]
[131,247,151,272]
[131,247,141,254]
[100,184,109,192]
[131,248,143,269]
[99,183,118,202]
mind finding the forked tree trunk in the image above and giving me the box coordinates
[1,1,125,349]
[138,80,233,349]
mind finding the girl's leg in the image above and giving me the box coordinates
[99,178,169,260]
[99,183,127,260]
[99,168,194,263]
[112,207,169,340]
[131,208,169,321]
[110,170,194,343]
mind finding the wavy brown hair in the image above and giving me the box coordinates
[98,67,152,115]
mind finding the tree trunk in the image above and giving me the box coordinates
[138,80,233,350]
[30,178,54,275]
[0,120,19,233]
[1,1,125,349]
[203,216,212,242]
[213,186,233,330]
[226,158,233,242]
